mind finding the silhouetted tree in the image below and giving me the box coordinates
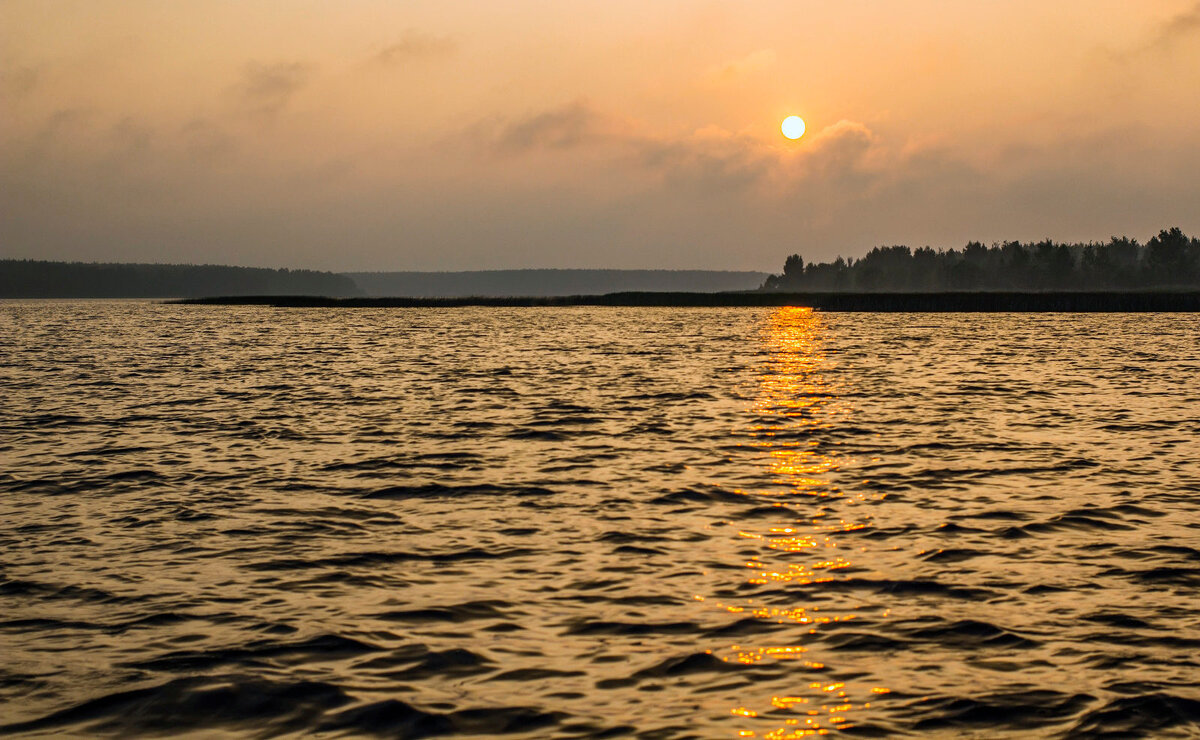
[1146,228,1193,285]
[761,228,1200,292]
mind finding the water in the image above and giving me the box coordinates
[2,302,1200,738]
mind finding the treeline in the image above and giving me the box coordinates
[762,228,1200,291]
[0,261,361,298]
[348,269,768,297]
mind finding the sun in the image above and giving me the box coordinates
[781,115,806,140]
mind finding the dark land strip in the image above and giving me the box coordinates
[172,292,1200,311]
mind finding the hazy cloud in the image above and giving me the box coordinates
[490,102,885,197]
[2,107,92,172]
[638,127,773,193]
[232,62,312,117]
[372,30,456,64]
[494,101,623,152]
[1152,2,1200,49]
[1109,2,1200,61]
[489,102,777,192]
[30,107,92,150]
[0,62,40,99]
[180,118,237,159]
[108,117,153,157]
[799,121,878,178]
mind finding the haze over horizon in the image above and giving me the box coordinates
[4,1,1200,271]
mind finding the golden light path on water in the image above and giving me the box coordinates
[714,307,888,738]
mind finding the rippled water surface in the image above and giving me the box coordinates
[3,303,1200,738]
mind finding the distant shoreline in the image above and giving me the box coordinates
[0,261,767,298]
[172,292,1200,311]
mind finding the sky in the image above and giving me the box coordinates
[3,0,1200,271]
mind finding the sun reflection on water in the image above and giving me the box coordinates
[716,307,886,737]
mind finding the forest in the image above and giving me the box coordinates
[762,228,1200,291]
[0,261,361,299]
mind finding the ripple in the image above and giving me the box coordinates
[3,305,1200,737]
[0,675,353,736]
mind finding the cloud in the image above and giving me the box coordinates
[1108,2,1200,61]
[1151,2,1200,50]
[485,101,887,199]
[0,62,40,99]
[490,102,787,193]
[493,101,625,152]
[109,117,154,156]
[637,126,774,193]
[626,117,883,196]
[232,62,312,118]
[798,120,878,177]
[180,118,237,159]
[372,30,456,65]
[29,107,93,152]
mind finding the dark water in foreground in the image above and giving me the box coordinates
[2,303,1200,739]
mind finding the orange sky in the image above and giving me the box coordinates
[3,0,1200,269]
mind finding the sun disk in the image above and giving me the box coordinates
[782,116,806,140]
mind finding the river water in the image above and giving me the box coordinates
[2,303,1199,738]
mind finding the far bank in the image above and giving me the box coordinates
[172,291,1200,312]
